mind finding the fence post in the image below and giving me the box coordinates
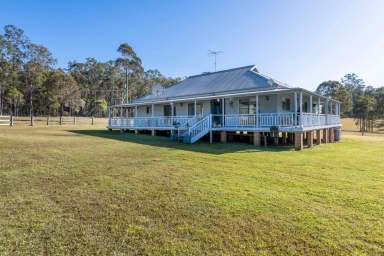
[30,115,34,126]
[73,116,76,125]
[10,115,14,127]
[91,116,94,125]
[46,116,49,126]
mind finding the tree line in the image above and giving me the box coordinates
[316,74,384,134]
[1,25,383,132]
[0,25,180,119]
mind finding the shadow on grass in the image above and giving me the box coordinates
[70,129,294,155]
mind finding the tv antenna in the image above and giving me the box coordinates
[208,50,222,72]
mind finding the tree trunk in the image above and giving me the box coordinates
[0,86,3,116]
[60,104,64,125]
[359,118,362,132]
[125,67,129,103]
[371,119,375,132]
[29,89,33,126]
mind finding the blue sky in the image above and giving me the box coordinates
[1,0,383,90]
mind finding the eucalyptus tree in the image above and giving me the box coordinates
[316,80,351,116]
[7,86,23,116]
[69,58,115,115]
[354,93,376,135]
[0,25,29,115]
[24,43,55,124]
[48,69,81,120]
[101,60,123,106]
[373,87,384,117]
[116,43,143,103]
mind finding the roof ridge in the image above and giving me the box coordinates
[188,65,255,78]
[250,69,291,89]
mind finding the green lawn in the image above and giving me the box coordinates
[0,126,383,255]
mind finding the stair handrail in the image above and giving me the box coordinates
[188,114,211,139]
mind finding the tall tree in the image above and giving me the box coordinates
[6,86,23,116]
[0,25,29,115]
[116,43,143,103]
[316,80,352,116]
[354,93,376,135]
[24,43,55,124]
[373,87,384,117]
[341,73,365,115]
[48,69,81,120]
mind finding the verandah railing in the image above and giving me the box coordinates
[109,116,198,128]
[213,113,295,128]
[109,113,341,129]
[300,113,340,127]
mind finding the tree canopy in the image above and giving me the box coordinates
[316,73,384,133]
[0,25,181,117]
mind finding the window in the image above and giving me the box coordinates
[146,106,151,114]
[196,103,203,116]
[282,98,291,111]
[164,105,171,116]
[239,98,256,114]
[188,103,195,116]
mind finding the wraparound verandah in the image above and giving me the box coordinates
[108,90,341,130]
[108,90,341,149]
[108,113,341,131]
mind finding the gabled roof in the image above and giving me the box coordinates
[133,65,290,103]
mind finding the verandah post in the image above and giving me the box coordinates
[325,99,329,125]
[151,103,155,135]
[294,92,297,126]
[255,95,259,127]
[309,95,313,126]
[108,106,111,127]
[309,95,313,113]
[134,105,138,134]
[222,97,225,128]
[299,91,303,128]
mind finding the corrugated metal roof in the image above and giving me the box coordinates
[134,65,290,103]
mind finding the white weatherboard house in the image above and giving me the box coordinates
[108,65,341,150]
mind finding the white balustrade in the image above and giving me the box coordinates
[109,113,340,129]
[109,116,197,128]
[220,113,295,128]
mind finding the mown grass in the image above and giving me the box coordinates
[0,126,383,255]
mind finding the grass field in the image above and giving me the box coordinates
[342,118,384,133]
[0,126,383,255]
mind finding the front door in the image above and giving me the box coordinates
[211,99,223,127]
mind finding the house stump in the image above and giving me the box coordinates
[220,131,227,143]
[294,132,303,151]
[253,132,261,146]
